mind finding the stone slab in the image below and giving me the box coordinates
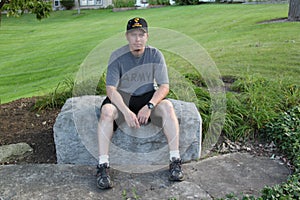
[0,153,290,199]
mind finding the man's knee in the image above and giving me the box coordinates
[157,100,175,115]
[100,104,118,121]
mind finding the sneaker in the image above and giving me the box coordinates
[169,157,184,181]
[96,163,113,189]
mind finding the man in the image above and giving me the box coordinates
[96,17,184,189]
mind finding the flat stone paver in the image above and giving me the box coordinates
[0,153,290,199]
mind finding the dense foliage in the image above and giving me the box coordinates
[60,0,75,10]
[112,0,135,8]
[148,0,170,5]
[2,0,51,20]
[175,0,199,5]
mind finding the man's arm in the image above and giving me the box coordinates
[149,84,169,106]
[106,86,140,128]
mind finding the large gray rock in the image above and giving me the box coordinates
[53,96,202,170]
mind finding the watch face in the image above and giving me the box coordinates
[148,103,154,109]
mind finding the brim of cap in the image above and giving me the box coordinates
[126,27,148,33]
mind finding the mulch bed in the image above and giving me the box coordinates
[0,98,60,164]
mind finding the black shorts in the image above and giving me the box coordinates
[100,90,161,131]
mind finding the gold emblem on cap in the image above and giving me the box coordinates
[132,17,142,28]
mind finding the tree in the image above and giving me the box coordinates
[0,0,52,26]
[288,0,300,21]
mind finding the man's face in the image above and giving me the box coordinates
[126,29,148,53]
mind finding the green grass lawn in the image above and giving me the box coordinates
[1,3,299,104]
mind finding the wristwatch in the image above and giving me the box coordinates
[147,102,155,110]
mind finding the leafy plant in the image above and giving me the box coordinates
[3,0,51,20]
[34,74,106,110]
[175,0,199,5]
[121,188,140,200]
[224,75,300,141]
[112,0,136,8]
[183,73,211,139]
[261,106,300,171]
[34,77,74,110]
[60,0,75,10]
[148,0,170,5]
[223,92,252,141]
[261,173,300,200]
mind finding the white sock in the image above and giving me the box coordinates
[99,155,109,165]
[169,150,180,161]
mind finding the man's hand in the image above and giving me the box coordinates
[124,110,140,128]
[137,105,151,125]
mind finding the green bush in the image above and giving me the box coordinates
[175,0,199,5]
[183,73,211,136]
[60,0,75,10]
[260,174,300,200]
[182,74,300,142]
[262,106,300,171]
[224,75,300,141]
[223,92,253,141]
[34,74,106,110]
[112,0,136,8]
[148,0,170,5]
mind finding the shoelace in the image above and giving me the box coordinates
[170,160,182,172]
[97,165,109,178]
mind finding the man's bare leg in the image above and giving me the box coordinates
[154,99,180,152]
[97,103,118,157]
[96,103,118,189]
[154,99,184,181]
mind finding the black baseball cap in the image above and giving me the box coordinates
[126,17,148,33]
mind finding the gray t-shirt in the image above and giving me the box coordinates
[106,45,169,96]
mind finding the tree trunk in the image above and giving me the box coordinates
[77,0,81,15]
[0,0,6,27]
[288,0,300,21]
[0,0,5,9]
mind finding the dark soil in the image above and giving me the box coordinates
[0,97,60,164]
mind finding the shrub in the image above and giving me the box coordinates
[60,0,75,10]
[148,0,170,5]
[183,73,300,142]
[261,106,300,171]
[261,174,300,200]
[34,74,106,110]
[175,0,199,5]
[224,75,300,141]
[223,92,253,141]
[112,0,136,8]
[183,73,211,136]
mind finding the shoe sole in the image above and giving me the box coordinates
[169,176,184,181]
[97,182,113,190]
